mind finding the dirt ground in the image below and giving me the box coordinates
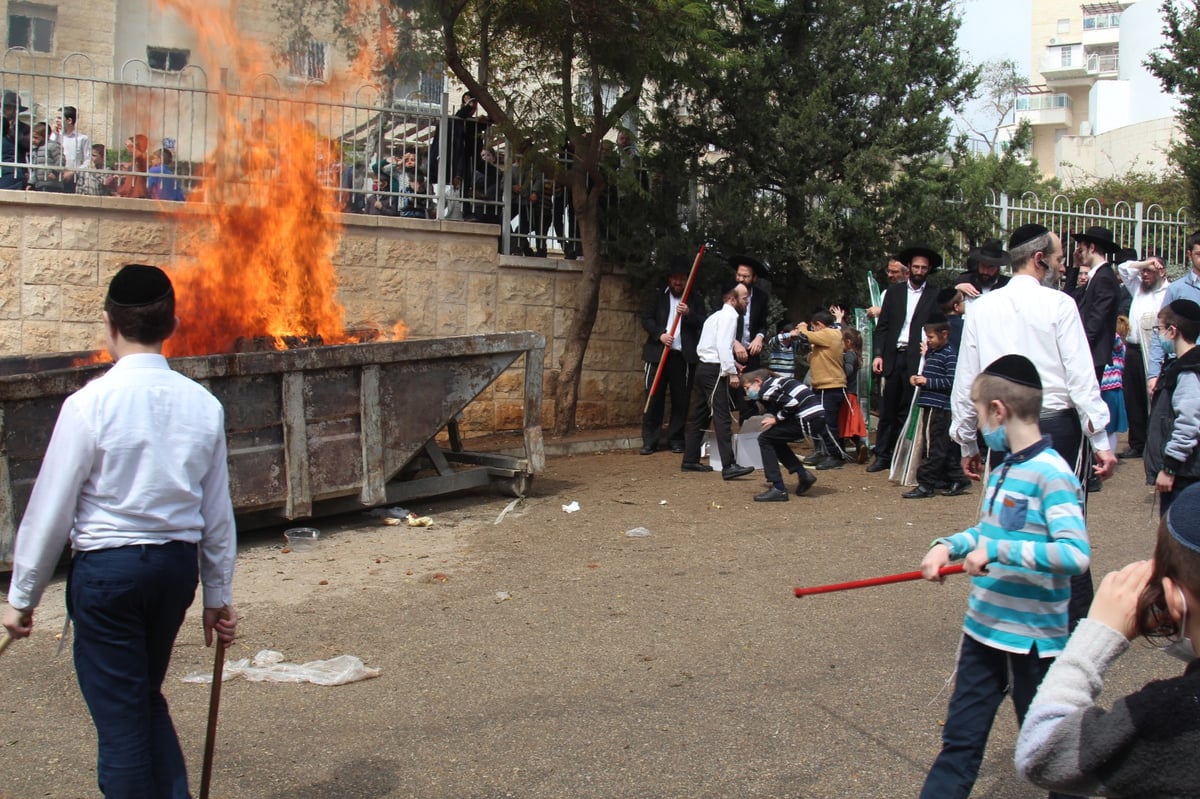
[0,436,1174,799]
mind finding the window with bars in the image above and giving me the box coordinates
[287,40,327,81]
[7,3,55,53]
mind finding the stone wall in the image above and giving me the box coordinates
[0,190,646,434]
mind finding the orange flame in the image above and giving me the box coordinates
[136,0,406,358]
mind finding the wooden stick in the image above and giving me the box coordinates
[0,634,14,657]
[199,612,230,799]
[643,242,706,414]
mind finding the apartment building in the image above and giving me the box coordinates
[1013,0,1180,185]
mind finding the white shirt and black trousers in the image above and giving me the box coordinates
[8,354,237,798]
[683,303,741,469]
[872,280,937,460]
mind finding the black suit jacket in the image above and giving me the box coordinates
[872,280,939,375]
[737,284,770,347]
[1080,261,1119,374]
[641,287,705,364]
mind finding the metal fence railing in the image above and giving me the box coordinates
[0,48,620,259]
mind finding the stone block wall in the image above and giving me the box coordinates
[0,190,646,434]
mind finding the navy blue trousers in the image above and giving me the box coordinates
[71,541,199,799]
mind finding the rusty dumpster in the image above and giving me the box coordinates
[0,331,545,567]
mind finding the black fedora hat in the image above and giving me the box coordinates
[895,243,943,272]
[1071,226,1120,255]
[1115,247,1139,265]
[1,90,26,111]
[729,254,767,277]
[967,238,1009,268]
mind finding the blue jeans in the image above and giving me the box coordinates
[71,541,199,799]
[920,634,1055,799]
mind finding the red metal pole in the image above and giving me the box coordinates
[643,242,706,414]
[794,564,965,597]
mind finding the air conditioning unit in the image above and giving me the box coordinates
[1049,38,1058,45]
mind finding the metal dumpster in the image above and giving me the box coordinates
[0,332,545,567]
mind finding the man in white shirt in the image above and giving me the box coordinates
[950,223,1117,628]
[1118,251,1170,458]
[681,283,754,479]
[51,106,90,193]
[3,264,238,798]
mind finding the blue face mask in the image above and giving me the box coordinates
[746,386,760,400]
[1162,332,1176,360]
[981,422,1007,453]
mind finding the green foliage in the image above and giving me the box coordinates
[646,0,978,302]
[1147,0,1200,213]
[1057,167,1192,214]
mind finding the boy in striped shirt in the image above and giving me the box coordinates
[917,354,1090,799]
[741,368,827,502]
[904,313,969,498]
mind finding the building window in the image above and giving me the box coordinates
[6,3,55,53]
[147,47,190,72]
[287,40,327,82]
[1060,46,1073,67]
[1057,18,1070,34]
[1084,12,1121,30]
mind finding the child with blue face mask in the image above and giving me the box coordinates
[1145,299,1200,515]
[918,354,1090,799]
[1016,481,1200,797]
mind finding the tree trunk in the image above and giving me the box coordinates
[551,169,604,437]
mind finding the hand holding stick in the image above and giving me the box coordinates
[644,242,706,413]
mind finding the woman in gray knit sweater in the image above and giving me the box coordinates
[1015,483,1200,797]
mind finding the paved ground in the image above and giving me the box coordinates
[0,435,1170,798]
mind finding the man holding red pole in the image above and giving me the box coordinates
[640,256,705,455]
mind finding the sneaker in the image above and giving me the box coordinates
[722,464,754,480]
[795,470,817,496]
[754,487,790,502]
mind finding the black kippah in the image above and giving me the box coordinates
[107,264,173,307]
[1169,299,1200,324]
[1167,483,1200,553]
[982,354,1042,390]
[936,287,960,305]
[1009,224,1049,251]
[924,312,949,325]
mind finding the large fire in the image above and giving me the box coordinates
[134,0,407,358]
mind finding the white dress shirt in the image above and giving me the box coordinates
[697,303,740,375]
[1117,261,1169,346]
[950,275,1110,457]
[8,353,237,610]
[665,291,683,352]
[896,281,926,346]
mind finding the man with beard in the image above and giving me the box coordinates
[954,238,1010,302]
[640,257,704,455]
[950,224,1116,630]
[1117,251,1170,458]
[1071,226,1122,383]
[866,258,908,319]
[867,244,941,473]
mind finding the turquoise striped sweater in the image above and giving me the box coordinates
[935,437,1090,657]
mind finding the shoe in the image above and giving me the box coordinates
[1118,448,1142,459]
[722,464,755,480]
[942,480,972,497]
[639,445,656,456]
[816,455,844,470]
[795,470,817,496]
[681,462,713,472]
[802,452,825,466]
[754,487,789,502]
[865,455,891,473]
[856,445,870,464]
[1087,475,1102,493]
[902,485,936,499]
[669,443,685,454]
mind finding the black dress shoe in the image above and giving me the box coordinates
[902,485,936,499]
[722,464,755,480]
[795,470,817,496]
[865,456,890,473]
[942,480,972,497]
[669,443,685,454]
[1118,448,1142,459]
[681,462,713,472]
[1087,475,1103,493]
[816,455,844,470]
[639,445,656,456]
[754,487,790,502]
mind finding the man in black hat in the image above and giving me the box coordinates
[954,238,1010,300]
[730,254,770,370]
[867,243,941,472]
[640,257,705,455]
[3,264,239,798]
[1,91,29,190]
[1071,226,1122,383]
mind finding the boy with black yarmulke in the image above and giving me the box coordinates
[917,354,1090,799]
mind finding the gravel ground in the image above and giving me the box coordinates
[0,441,1169,799]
